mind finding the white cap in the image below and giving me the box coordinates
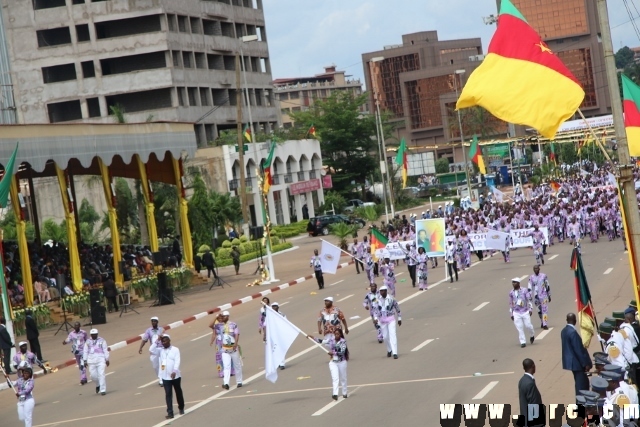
[163,334,170,340]
[90,329,98,334]
[421,211,425,214]
[324,297,334,302]
[222,311,230,316]
[271,302,279,306]
[18,341,27,347]
[379,286,388,291]
[511,277,521,283]
[151,316,159,321]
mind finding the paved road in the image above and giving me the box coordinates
[0,226,633,426]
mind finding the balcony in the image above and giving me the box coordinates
[309,170,317,179]
[284,173,293,183]
[245,177,253,187]
[297,171,305,181]
[228,179,238,191]
[272,175,280,185]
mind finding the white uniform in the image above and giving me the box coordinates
[606,332,628,371]
[375,295,401,356]
[82,337,109,393]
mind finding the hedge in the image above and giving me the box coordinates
[215,242,293,267]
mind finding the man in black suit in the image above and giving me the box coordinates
[518,358,544,427]
[172,236,182,267]
[0,317,14,373]
[25,309,44,362]
[561,313,592,398]
[202,249,217,279]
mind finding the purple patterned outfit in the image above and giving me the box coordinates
[508,287,535,346]
[528,272,550,328]
[528,230,545,265]
[416,253,428,290]
[16,376,35,427]
[363,290,383,342]
[380,262,396,297]
[63,329,88,384]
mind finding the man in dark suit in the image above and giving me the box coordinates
[172,236,182,267]
[0,317,14,373]
[518,358,544,427]
[25,309,44,362]
[561,312,592,398]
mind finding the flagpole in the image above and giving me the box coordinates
[262,303,329,354]
[319,239,365,264]
[577,109,614,166]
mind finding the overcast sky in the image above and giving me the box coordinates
[263,0,638,86]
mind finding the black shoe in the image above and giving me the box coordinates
[521,344,526,348]
[223,384,229,390]
[101,392,106,396]
[450,279,453,283]
[179,410,185,415]
[393,354,398,359]
[166,414,174,419]
[378,340,383,343]
[387,351,392,357]
[530,336,535,344]
[543,325,548,330]
[96,386,99,394]
[279,366,285,370]
[332,395,338,401]
[237,383,243,388]
[343,394,348,398]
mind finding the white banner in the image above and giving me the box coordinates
[484,229,510,251]
[320,240,341,274]
[264,305,300,383]
[374,241,413,260]
[445,227,549,250]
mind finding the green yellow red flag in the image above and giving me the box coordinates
[395,138,408,189]
[622,74,640,156]
[468,135,486,174]
[370,228,388,261]
[570,248,597,348]
[456,0,584,139]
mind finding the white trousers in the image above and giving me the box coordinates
[380,321,398,355]
[513,311,535,344]
[329,360,348,396]
[150,354,162,384]
[222,351,243,385]
[88,360,107,392]
[17,397,34,427]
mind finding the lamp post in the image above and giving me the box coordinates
[239,34,277,283]
[452,69,472,195]
[370,56,395,219]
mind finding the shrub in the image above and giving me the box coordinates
[217,248,232,259]
[215,242,294,267]
[221,240,232,248]
[239,235,248,243]
[198,244,211,253]
[231,238,241,246]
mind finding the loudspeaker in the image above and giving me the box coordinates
[156,272,174,305]
[152,252,165,265]
[56,274,66,295]
[159,289,174,306]
[157,272,168,292]
[250,226,264,240]
[89,289,103,308]
[91,306,107,325]
[118,260,126,272]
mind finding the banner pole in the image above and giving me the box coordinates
[319,239,365,264]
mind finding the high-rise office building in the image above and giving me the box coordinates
[0,0,279,147]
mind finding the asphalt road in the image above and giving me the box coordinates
[0,232,633,427]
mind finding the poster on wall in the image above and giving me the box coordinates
[415,219,445,257]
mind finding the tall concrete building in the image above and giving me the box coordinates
[363,31,506,164]
[502,0,611,119]
[0,0,279,146]
[274,65,364,127]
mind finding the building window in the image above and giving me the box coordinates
[42,63,77,84]
[87,97,101,118]
[178,87,187,107]
[557,48,597,108]
[101,51,166,76]
[406,75,458,130]
[177,15,189,33]
[370,53,420,118]
[48,100,82,123]
[37,27,72,48]
[172,51,182,67]
[182,52,193,68]
[511,0,588,40]
[106,88,173,113]
[291,107,301,112]
[190,17,202,34]
[95,15,162,39]
[167,14,177,32]
[289,91,299,99]
[76,24,91,42]
[34,0,66,10]
[81,61,96,78]
[195,52,207,69]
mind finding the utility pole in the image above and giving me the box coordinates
[236,54,249,228]
[596,0,640,297]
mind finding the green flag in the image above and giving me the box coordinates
[0,143,18,208]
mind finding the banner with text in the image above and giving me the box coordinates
[445,227,549,251]
[374,241,413,260]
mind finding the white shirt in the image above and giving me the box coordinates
[619,327,640,364]
[153,345,181,381]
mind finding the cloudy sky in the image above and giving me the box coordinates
[263,0,637,86]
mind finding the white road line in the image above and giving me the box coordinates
[337,294,353,302]
[604,268,613,275]
[88,372,114,384]
[328,280,344,287]
[519,275,529,281]
[396,272,404,276]
[280,301,290,306]
[191,332,212,342]
[312,386,360,416]
[549,254,559,261]
[473,302,490,311]
[535,327,554,341]
[411,339,434,352]
[472,381,499,400]
[138,379,160,389]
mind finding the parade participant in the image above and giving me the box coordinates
[599,323,627,372]
[363,283,383,343]
[527,224,546,265]
[621,312,640,385]
[270,303,287,370]
[379,257,397,297]
[318,297,349,340]
[62,322,88,385]
[509,278,535,348]
[258,297,270,341]
[139,316,165,386]
[445,240,458,283]
[416,247,429,291]
[363,251,375,285]
[12,342,44,376]
[25,310,44,363]
[209,312,233,379]
[15,362,34,427]
[352,238,364,274]
[405,243,417,287]
[374,286,401,359]
[314,328,349,401]
[82,328,109,395]
[152,335,184,419]
[310,249,324,290]
[528,265,551,330]
[458,229,474,270]
[216,311,242,390]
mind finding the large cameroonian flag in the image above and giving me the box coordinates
[243,125,252,143]
[261,142,275,194]
[570,248,597,348]
[549,142,556,163]
[456,0,584,139]
[370,228,388,261]
[396,138,408,189]
[622,74,640,156]
[468,135,486,174]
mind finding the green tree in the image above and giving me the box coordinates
[79,198,100,230]
[448,106,502,140]
[114,178,139,243]
[317,191,347,214]
[616,46,635,69]
[329,222,356,251]
[559,142,577,165]
[290,91,378,196]
[188,174,214,251]
[435,158,450,174]
[41,218,67,243]
[355,205,379,227]
[209,190,241,236]
[0,210,35,241]
[152,182,178,239]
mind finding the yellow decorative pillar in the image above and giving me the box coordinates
[55,164,83,292]
[171,156,193,267]
[135,154,159,253]
[98,159,123,286]
[9,177,33,307]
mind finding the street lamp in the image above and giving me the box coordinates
[370,56,395,220]
[239,34,277,283]
[452,69,472,197]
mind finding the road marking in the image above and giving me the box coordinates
[549,254,558,261]
[280,301,290,306]
[191,332,212,341]
[604,268,613,275]
[312,386,360,416]
[337,294,353,302]
[396,272,404,276]
[328,280,344,287]
[88,371,114,384]
[519,275,529,281]
[472,381,499,400]
[535,327,554,341]
[411,339,434,352]
[138,379,161,389]
[473,302,490,311]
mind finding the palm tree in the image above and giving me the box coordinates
[355,205,379,228]
[329,222,357,251]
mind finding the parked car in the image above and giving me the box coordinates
[307,214,366,236]
[343,199,376,213]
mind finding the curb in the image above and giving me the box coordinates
[1,259,355,389]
